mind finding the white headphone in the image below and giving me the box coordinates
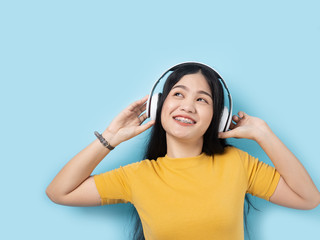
[146,62,233,132]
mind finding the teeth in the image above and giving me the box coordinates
[174,117,195,124]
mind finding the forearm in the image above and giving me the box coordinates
[46,131,116,199]
[46,95,153,203]
[256,123,320,203]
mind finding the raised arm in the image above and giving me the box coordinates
[45,95,155,206]
[219,111,320,210]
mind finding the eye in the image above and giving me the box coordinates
[173,92,183,97]
[197,97,208,103]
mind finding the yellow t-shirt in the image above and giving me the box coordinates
[93,146,280,240]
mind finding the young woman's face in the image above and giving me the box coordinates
[161,71,213,143]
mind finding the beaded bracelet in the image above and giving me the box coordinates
[94,131,115,150]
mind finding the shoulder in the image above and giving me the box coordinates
[216,146,247,159]
[213,146,254,168]
[120,158,158,172]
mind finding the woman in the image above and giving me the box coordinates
[46,63,320,240]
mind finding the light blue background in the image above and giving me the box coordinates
[1,0,319,239]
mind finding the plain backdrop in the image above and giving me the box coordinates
[1,0,319,239]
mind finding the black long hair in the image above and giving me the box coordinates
[128,63,259,240]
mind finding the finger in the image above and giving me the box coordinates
[137,95,150,114]
[135,120,155,135]
[140,102,147,113]
[128,95,149,112]
[140,94,149,104]
[128,101,141,112]
[134,103,147,117]
[229,121,236,130]
[218,129,236,139]
[133,102,147,117]
[238,111,247,119]
[232,115,240,123]
[140,94,149,102]
[138,113,148,125]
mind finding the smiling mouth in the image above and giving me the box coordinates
[173,116,196,124]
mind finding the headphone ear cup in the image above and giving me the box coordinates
[219,106,230,132]
[149,93,160,121]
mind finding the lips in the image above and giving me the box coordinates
[173,115,197,124]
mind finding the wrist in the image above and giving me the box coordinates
[102,130,120,147]
[255,121,273,144]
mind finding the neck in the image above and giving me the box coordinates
[166,134,203,158]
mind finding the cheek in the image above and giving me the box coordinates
[160,99,176,119]
[160,102,167,121]
[160,99,178,131]
[201,108,214,126]
[160,101,169,128]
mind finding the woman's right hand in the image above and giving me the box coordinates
[102,95,155,147]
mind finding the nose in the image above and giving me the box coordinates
[180,98,196,113]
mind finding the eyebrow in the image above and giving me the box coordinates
[172,85,213,99]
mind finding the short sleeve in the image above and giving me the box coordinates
[236,148,281,201]
[93,165,133,206]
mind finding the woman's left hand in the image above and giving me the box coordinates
[218,111,270,141]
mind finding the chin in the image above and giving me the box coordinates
[167,131,203,143]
